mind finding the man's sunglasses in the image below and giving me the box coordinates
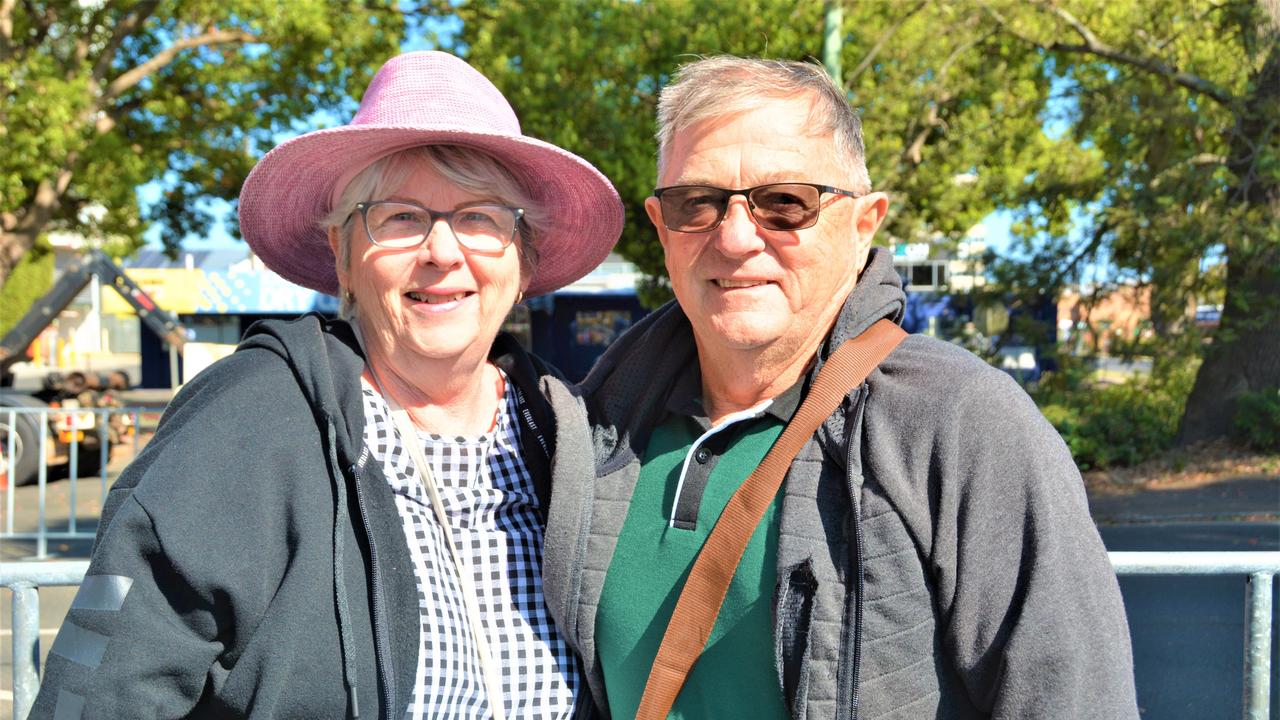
[653,182,861,233]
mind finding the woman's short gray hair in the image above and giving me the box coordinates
[655,56,872,194]
[320,145,546,319]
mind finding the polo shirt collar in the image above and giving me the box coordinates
[663,354,807,427]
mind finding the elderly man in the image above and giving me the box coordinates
[542,56,1137,719]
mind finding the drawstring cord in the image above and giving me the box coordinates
[327,421,361,718]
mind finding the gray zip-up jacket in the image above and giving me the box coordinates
[540,248,1139,719]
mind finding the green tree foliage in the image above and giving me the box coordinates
[444,0,1059,305]
[443,0,1275,446]
[0,239,53,338]
[982,0,1279,446]
[0,0,414,288]
[1037,357,1198,469]
[1232,387,1280,451]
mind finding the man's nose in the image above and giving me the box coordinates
[712,196,766,257]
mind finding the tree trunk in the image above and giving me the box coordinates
[1177,243,1280,445]
[1177,29,1279,445]
[0,228,38,289]
[1,167,76,289]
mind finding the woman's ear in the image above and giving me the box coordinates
[328,225,349,290]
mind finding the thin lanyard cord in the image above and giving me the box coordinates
[354,326,508,720]
[382,397,507,720]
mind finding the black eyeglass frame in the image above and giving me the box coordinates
[652,182,861,233]
[352,199,526,251]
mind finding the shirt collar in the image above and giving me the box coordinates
[664,356,807,426]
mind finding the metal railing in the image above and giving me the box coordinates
[2,560,89,720]
[1110,551,1278,719]
[0,406,145,559]
[2,552,1278,720]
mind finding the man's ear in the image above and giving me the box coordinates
[644,196,672,251]
[851,192,889,275]
[854,191,890,243]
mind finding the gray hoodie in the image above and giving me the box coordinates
[541,247,1139,719]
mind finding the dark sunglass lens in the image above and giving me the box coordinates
[750,184,820,230]
[662,187,729,231]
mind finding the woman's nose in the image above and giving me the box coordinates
[416,219,466,268]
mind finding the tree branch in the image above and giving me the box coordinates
[14,164,76,235]
[902,102,943,166]
[0,0,16,59]
[1146,152,1231,191]
[895,27,986,168]
[102,25,256,103]
[846,0,927,85]
[92,0,161,85]
[984,1,1237,109]
[1060,223,1111,290]
[1046,3,1235,106]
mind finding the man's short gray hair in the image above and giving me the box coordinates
[321,145,545,320]
[655,56,872,193]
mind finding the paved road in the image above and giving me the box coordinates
[1092,475,1279,525]
[1100,521,1279,552]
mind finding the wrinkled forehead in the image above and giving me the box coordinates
[662,98,845,187]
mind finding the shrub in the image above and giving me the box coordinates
[1232,388,1280,452]
[0,241,55,338]
[1036,363,1196,470]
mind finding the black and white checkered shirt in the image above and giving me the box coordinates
[361,373,582,719]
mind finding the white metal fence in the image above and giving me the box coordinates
[0,406,146,559]
[2,553,1277,720]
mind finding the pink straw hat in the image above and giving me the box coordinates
[238,51,623,297]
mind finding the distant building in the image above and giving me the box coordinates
[97,246,650,385]
[888,222,988,294]
[1057,284,1154,356]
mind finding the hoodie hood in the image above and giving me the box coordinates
[239,314,369,464]
[826,246,906,350]
[236,314,371,717]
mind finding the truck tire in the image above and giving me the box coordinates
[0,394,47,486]
[72,438,105,478]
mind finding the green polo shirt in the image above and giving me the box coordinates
[595,376,802,720]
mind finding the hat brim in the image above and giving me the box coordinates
[239,125,623,297]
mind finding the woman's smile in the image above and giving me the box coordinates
[405,288,476,312]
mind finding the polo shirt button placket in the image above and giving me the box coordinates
[694,447,711,464]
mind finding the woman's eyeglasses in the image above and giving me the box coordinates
[653,182,860,233]
[354,200,524,252]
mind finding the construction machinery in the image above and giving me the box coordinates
[0,250,186,485]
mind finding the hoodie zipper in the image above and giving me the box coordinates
[836,387,867,720]
[351,445,397,720]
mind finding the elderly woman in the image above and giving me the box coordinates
[32,51,621,720]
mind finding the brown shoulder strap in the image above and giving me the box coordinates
[635,318,907,720]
